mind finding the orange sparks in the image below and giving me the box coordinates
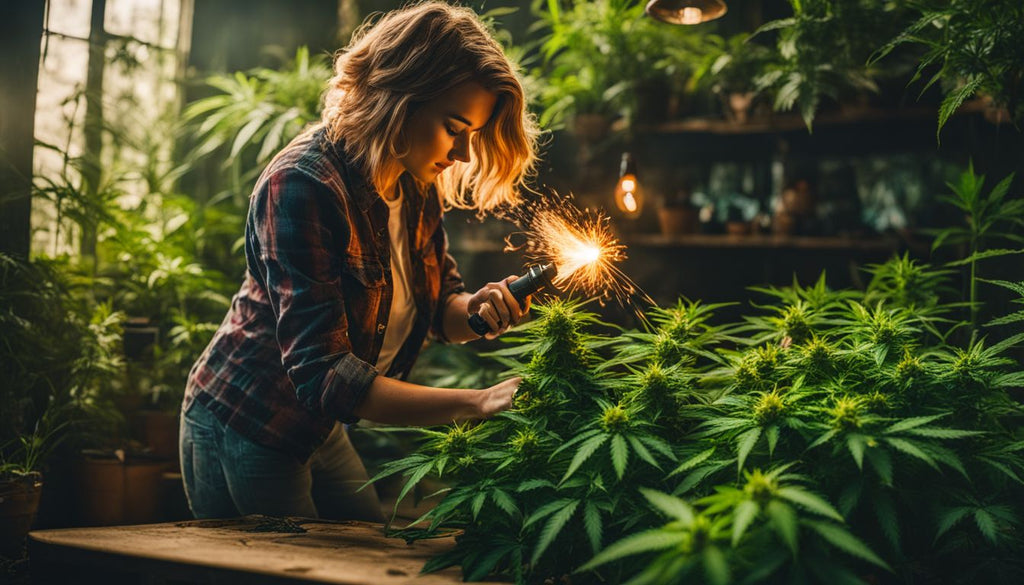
[504,194,653,314]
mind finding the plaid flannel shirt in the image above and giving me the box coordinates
[183,127,466,460]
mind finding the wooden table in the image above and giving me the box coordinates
[29,515,499,584]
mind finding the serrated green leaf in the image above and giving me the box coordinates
[732,499,760,545]
[531,500,580,565]
[875,492,900,552]
[885,413,948,434]
[766,500,798,555]
[583,501,603,554]
[766,425,780,457]
[884,437,937,470]
[902,427,982,439]
[611,434,629,480]
[806,521,891,570]
[472,491,486,521]
[640,488,695,523]
[627,435,660,469]
[524,498,574,530]
[491,488,519,518]
[577,529,682,572]
[865,447,893,486]
[736,427,763,472]
[936,507,971,541]
[777,487,844,521]
[669,447,716,477]
[847,434,866,469]
[703,545,731,585]
[974,509,998,544]
[561,434,608,484]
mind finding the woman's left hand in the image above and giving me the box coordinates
[466,275,528,339]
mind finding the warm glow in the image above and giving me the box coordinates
[680,6,703,24]
[623,192,638,213]
[614,173,642,217]
[504,195,653,317]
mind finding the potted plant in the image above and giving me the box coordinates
[0,254,123,551]
[869,0,1024,139]
[657,187,700,236]
[532,0,700,133]
[690,33,775,124]
[752,0,906,130]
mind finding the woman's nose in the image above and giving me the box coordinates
[449,133,470,163]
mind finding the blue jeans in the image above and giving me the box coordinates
[179,401,383,523]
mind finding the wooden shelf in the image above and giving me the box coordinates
[623,233,898,251]
[635,100,987,136]
[453,234,898,253]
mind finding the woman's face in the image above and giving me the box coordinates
[398,80,498,184]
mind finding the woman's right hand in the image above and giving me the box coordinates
[477,376,520,418]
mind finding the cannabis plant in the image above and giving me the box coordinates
[374,242,1024,584]
[930,162,1024,329]
[870,0,1024,138]
[753,0,905,130]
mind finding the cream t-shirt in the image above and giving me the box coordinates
[375,185,417,374]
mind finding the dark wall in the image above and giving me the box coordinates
[0,0,46,258]
[188,0,341,74]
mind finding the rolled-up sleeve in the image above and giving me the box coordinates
[250,167,377,422]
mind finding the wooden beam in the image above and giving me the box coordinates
[0,0,46,258]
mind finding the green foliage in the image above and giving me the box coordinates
[753,0,907,131]
[530,0,707,128]
[689,33,775,97]
[871,0,1024,139]
[183,46,329,176]
[929,162,1024,329]
[375,246,1024,583]
[0,254,124,474]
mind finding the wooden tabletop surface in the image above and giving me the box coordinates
[30,515,500,584]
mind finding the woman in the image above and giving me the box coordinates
[180,1,540,522]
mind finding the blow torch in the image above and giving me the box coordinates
[468,263,557,336]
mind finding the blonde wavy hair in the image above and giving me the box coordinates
[321,1,540,213]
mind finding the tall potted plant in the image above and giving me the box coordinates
[0,254,123,553]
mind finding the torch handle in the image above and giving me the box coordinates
[467,264,555,336]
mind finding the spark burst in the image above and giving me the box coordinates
[504,193,654,316]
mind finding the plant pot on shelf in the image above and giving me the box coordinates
[0,472,43,557]
[74,452,171,526]
[134,410,180,461]
[657,206,699,235]
[726,220,752,236]
[569,113,613,144]
[723,91,756,124]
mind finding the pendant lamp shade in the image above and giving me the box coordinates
[644,0,727,25]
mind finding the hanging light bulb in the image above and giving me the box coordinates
[644,0,727,25]
[614,152,643,219]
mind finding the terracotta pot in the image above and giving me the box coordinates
[726,221,752,236]
[726,92,755,124]
[570,113,612,143]
[657,207,699,235]
[136,410,180,460]
[74,456,169,526]
[0,473,43,557]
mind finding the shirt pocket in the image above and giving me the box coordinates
[342,256,386,289]
[419,246,441,297]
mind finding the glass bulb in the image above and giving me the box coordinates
[615,173,643,218]
[680,6,703,24]
[623,192,638,212]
